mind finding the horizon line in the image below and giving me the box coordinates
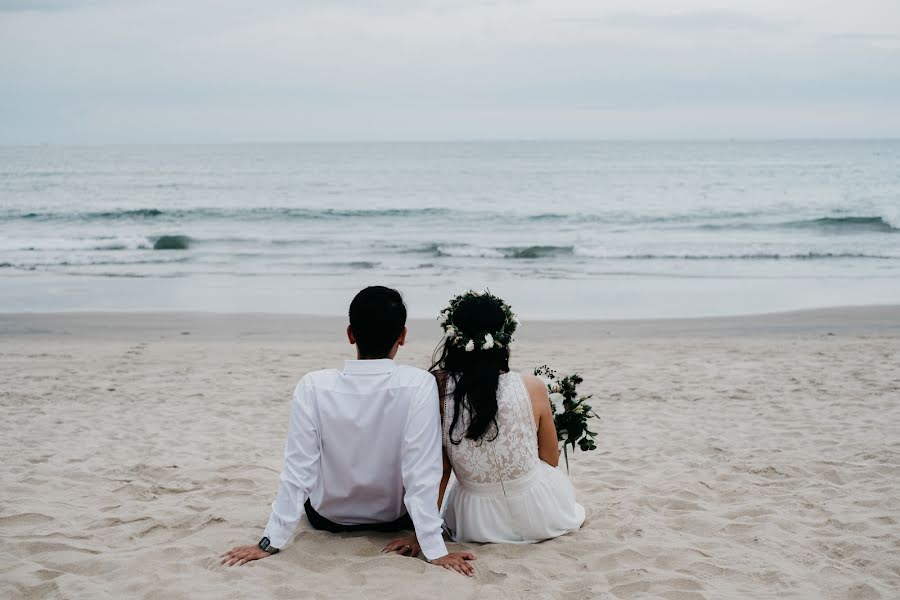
[3,136,900,147]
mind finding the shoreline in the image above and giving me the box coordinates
[5,271,900,322]
[2,304,899,341]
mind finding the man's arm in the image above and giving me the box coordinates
[222,378,320,566]
[396,377,475,576]
[400,377,449,560]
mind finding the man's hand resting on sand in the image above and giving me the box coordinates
[429,552,477,576]
[220,545,272,566]
[382,534,422,557]
[383,535,476,576]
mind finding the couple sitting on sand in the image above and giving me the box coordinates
[222,286,584,576]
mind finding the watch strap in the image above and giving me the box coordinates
[258,536,280,554]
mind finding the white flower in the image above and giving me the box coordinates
[550,382,562,393]
[482,333,494,350]
[445,325,456,337]
[549,393,566,414]
[464,339,475,352]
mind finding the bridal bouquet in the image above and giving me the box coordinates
[534,365,598,471]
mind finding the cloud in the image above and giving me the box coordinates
[0,0,97,11]
[583,9,796,32]
[823,32,900,49]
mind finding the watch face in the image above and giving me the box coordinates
[259,537,270,551]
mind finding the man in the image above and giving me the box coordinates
[221,286,476,576]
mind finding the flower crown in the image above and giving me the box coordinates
[438,290,518,352]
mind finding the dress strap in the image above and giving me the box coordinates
[514,372,539,436]
[441,376,453,447]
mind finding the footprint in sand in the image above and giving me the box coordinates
[0,513,54,528]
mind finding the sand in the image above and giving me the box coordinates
[1,307,899,599]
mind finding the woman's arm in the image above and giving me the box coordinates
[438,447,452,509]
[523,374,560,467]
[434,370,453,508]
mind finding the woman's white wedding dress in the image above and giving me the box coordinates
[441,372,585,543]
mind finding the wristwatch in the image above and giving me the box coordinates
[258,536,280,554]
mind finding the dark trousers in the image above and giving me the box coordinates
[304,499,414,533]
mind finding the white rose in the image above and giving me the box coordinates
[446,325,456,337]
[482,333,494,350]
[465,339,475,352]
[549,392,566,414]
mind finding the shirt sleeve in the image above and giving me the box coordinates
[262,377,320,548]
[400,376,449,560]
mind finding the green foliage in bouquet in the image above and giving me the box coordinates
[534,365,599,471]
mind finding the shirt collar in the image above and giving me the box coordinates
[343,358,396,375]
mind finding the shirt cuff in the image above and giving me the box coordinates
[262,516,293,549]
[419,532,448,561]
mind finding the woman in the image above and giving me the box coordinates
[386,290,584,553]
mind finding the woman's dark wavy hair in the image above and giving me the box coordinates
[431,294,510,444]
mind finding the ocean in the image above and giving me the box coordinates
[1,141,899,319]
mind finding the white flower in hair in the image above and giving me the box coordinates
[465,339,475,352]
[482,333,494,350]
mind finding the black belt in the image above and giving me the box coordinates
[304,499,414,533]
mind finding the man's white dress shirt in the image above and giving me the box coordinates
[263,359,448,560]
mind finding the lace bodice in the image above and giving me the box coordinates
[442,372,540,485]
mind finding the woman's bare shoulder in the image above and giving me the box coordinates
[520,373,549,399]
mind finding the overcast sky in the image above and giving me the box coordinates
[1,0,899,143]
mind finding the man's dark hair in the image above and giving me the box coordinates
[349,286,407,358]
